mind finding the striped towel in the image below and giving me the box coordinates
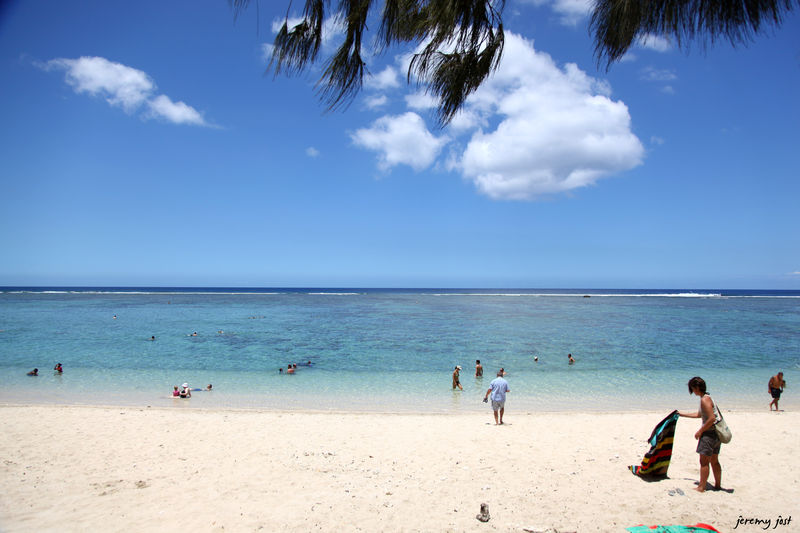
[629,410,680,477]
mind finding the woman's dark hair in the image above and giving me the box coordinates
[688,376,707,394]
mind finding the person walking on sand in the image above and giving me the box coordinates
[452,366,463,390]
[769,372,786,411]
[483,370,510,425]
[678,376,722,492]
[475,360,483,378]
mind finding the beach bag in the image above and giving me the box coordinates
[713,401,732,444]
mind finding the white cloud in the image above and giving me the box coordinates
[453,33,643,200]
[354,32,643,200]
[43,56,209,127]
[351,112,448,172]
[306,147,320,157]
[637,34,672,52]
[551,0,593,25]
[147,95,206,126]
[261,43,274,63]
[404,91,437,110]
[640,66,677,82]
[44,56,153,112]
[522,0,592,26]
[446,108,485,134]
[364,94,389,109]
[365,66,400,90]
[650,136,665,146]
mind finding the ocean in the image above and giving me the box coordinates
[1,288,798,413]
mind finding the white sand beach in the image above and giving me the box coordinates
[1,405,797,532]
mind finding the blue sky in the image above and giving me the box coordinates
[0,0,798,288]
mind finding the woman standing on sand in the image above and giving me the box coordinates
[678,376,722,492]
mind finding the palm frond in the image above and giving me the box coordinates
[315,0,372,112]
[268,0,327,76]
[592,0,800,68]
[409,0,505,125]
[424,26,503,124]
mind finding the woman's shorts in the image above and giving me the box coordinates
[696,430,721,456]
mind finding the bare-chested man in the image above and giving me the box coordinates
[769,372,786,411]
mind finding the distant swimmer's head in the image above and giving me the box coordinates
[534,357,539,362]
[497,371,504,377]
[476,360,480,364]
[206,384,212,390]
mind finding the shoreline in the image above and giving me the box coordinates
[2,404,797,532]
[0,399,793,416]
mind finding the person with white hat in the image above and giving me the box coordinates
[179,383,192,398]
[452,365,463,390]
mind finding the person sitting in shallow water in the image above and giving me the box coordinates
[54,363,63,373]
[172,386,181,397]
[27,368,38,376]
[179,383,191,398]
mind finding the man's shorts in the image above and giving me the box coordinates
[491,399,505,411]
[771,387,782,399]
[696,430,721,456]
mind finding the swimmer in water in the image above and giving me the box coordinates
[27,368,38,376]
[54,363,63,373]
[568,353,575,365]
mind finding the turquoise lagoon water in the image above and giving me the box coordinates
[1,288,798,413]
